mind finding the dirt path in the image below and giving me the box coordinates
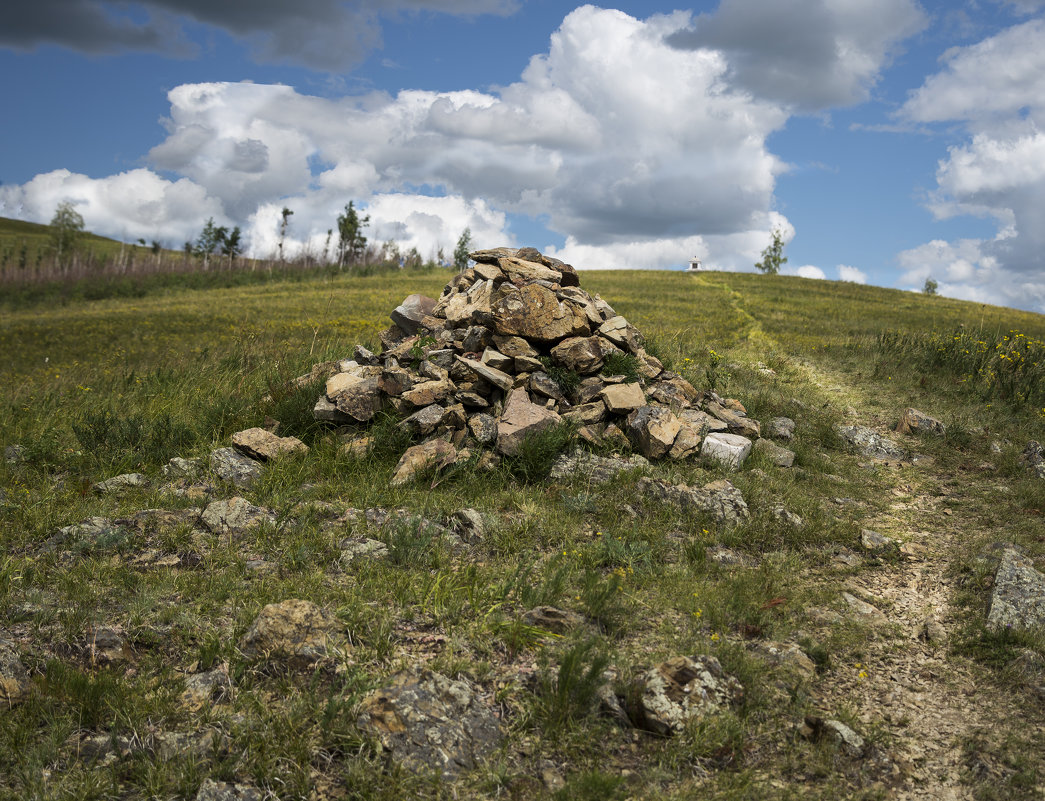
[796,357,1044,800]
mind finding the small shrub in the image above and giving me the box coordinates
[72,409,194,470]
[539,356,581,396]
[505,422,576,483]
[601,351,640,383]
[261,372,327,444]
[579,568,630,635]
[537,638,612,730]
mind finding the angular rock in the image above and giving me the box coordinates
[490,283,589,343]
[313,396,352,424]
[522,606,586,634]
[480,347,514,372]
[667,422,703,460]
[401,378,454,407]
[636,477,749,527]
[987,548,1045,631]
[562,401,607,426]
[835,424,906,460]
[468,413,498,445]
[1020,441,1045,479]
[805,717,866,757]
[391,440,457,486]
[629,655,743,735]
[454,355,513,392]
[768,416,795,440]
[681,408,727,433]
[701,433,752,470]
[752,438,795,468]
[399,404,446,436]
[92,472,149,494]
[549,450,649,484]
[231,427,307,461]
[442,279,495,326]
[391,294,437,335]
[0,640,30,706]
[209,447,263,488]
[378,367,415,396]
[750,641,817,678]
[550,336,605,375]
[490,334,538,359]
[596,316,643,351]
[497,391,561,456]
[195,779,262,801]
[356,670,503,777]
[201,497,276,536]
[530,372,567,402]
[330,376,384,423]
[162,457,201,478]
[450,508,486,543]
[706,401,760,438]
[626,406,681,459]
[600,382,646,413]
[897,407,945,436]
[238,599,347,668]
[860,528,896,551]
[841,592,887,623]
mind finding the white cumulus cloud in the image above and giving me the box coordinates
[838,265,867,283]
[897,18,1045,312]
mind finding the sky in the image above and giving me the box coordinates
[1,0,1044,313]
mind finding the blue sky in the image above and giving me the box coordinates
[2,0,1044,312]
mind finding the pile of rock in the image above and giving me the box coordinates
[308,246,775,481]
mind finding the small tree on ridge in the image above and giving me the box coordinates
[755,228,788,275]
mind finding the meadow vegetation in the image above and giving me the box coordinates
[1,264,1043,799]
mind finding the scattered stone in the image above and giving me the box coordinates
[804,716,865,757]
[549,450,649,484]
[399,404,446,436]
[628,655,743,736]
[860,528,897,552]
[238,599,347,668]
[550,336,604,375]
[750,641,817,679]
[522,606,586,634]
[917,619,947,645]
[752,439,795,468]
[92,472,149,494]
[195,778,262,801]
[835,425,906,461]
[391,439,457,486]
[767,417,795,440]
[200,497,276,536]
[181,665,232,710]
[771,506,804,528]
[450,508,486,543]
[841,591,888,624]
[163,457,201,478]
[701,432,752,470]
[209,447,263,489]
[897,407,945,437]
[706,401,760,438]
[0,640,31,706]
[987,547,1045,631]
[338,538,389,565]
[3,444,25,465]
[356,670,504,777]
[1020,441,1045,479]
[706,546,756,568]
[637,477,749,527]
[454,355,513,392]
[231,427,308,460]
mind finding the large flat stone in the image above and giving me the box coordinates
[497,390,561,456]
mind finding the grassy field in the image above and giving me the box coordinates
[1,266,1043,800]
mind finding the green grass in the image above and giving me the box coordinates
[1,265,1043,800]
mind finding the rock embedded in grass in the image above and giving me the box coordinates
[897,407,946,436]
[0,639,31,706]
[230,427,307,460]
[987,547,1045,631]
[238,599,348,668]
[628,655,744,736]
[355,669,504,777]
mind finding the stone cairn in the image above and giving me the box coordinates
[308,246,761,484]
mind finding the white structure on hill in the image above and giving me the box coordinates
[685,258,703,272]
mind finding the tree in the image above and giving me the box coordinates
[48,201,85,264]
[221,227,243,263]
[277,207,293,263]
[755,228,788,275]
[453,228,472,271]
[336,201,370,267]
[923,277,938,295]
[193,218,228,268]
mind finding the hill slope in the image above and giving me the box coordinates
[0,266,1043,800]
